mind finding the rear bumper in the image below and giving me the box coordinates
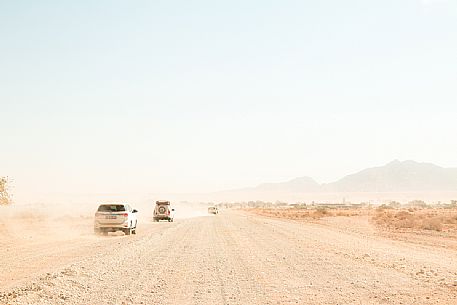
[94,222,130,229]
[154,214,171,219]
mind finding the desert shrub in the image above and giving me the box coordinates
[374,210,416,229]
[395,216,416,229]
[420,217,443,231]
[447,215,457,224]
[0,177,11,206]
[312,208,333,219]
[438,213,457,225]
[394,211,411,219]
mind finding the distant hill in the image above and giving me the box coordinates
[324,160,457,192]
[219,160,457,195]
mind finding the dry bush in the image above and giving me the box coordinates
[373,210,393,227]
[394,211,417,229]
[0,177,12,206]
[446,215,457,224]
[312,208,332,219]
[420,217,443,231]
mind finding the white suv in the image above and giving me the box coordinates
[94,203,138,235]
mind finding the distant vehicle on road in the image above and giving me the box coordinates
[94,203,138,235]
[208,206,219,215]
[153,200,175,222]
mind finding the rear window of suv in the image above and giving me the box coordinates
[97,205,126,212]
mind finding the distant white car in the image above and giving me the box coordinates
[94,203,138,235]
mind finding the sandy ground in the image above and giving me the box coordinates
[1,209,457,305]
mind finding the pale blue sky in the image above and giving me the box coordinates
[1,0,456,201]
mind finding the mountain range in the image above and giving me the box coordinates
[222,160,457,194]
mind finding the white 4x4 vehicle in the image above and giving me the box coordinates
[153,200,175,222]
[94,203,138,235]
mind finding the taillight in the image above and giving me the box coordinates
[123,213,128,217]
[168,210,170,215]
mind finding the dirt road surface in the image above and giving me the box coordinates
[1,210,457,304]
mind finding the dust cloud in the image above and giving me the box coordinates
[0,197,210,245]
[0,202,94,246]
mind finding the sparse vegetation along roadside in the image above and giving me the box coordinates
[0,177,12,206]
[247,204,457,233]
[373,207,457,232]
[248,206,369,220]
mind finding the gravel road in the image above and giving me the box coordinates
[1,210,456,305]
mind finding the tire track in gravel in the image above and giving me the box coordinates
[211,214,269,304]
[0,222,184,304]
[0,223,170,290]
[238,211,457,304]
[251,213,457,288]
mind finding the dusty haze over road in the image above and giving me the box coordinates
[1,1,457,203]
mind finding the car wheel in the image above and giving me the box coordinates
[124,228,131,235]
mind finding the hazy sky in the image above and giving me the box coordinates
[1,0,457,202]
